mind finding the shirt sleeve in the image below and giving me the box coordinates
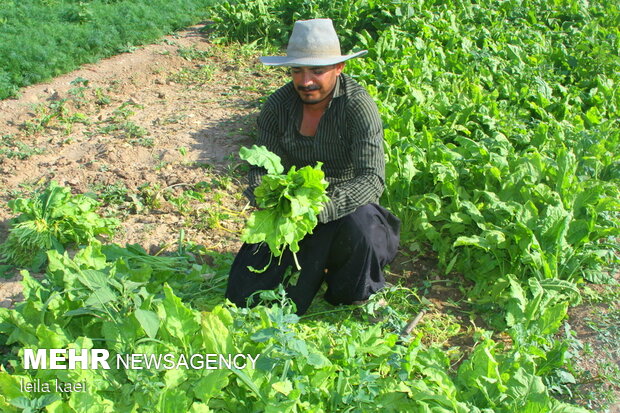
[317,92,385,223]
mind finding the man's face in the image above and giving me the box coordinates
[291,63,344,105]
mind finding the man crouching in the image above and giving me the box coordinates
[225,18,400,315]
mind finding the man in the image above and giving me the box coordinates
[225,18,400,315]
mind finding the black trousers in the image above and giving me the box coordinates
[225,203,401,315]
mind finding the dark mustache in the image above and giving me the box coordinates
[297,85,320,92]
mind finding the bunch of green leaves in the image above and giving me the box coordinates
[239,145,329,271]
[0,181,118,271]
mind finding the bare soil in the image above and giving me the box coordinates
[0,23,618,411]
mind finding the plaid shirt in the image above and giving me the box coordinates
[245,73,385,223]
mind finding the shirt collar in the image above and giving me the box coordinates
[332,74,343,98]
[326,74,343,109]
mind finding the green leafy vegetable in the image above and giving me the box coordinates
[239,145,329,271]
[0,181,118,271]
[239,145,284,175]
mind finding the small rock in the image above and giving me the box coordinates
[112,168,129,179]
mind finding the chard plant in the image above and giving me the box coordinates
[239,145,329,271]
[0,182,118,271]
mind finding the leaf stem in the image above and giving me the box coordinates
[292,251,301,271]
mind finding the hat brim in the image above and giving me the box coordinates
[259,50,367,67]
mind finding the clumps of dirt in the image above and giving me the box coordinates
[0,274,22,308]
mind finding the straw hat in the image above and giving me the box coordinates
[259,19,367,67]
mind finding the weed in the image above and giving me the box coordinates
[89,182,147,217]
[161,113,187,124]
[0,134,44,160]
[97,101,149,142]
[153,157,168,171]
[166,189,205,216]
[112,101,143,120]
[68,77,90,106]
[3,182,38,199]
[169,64,215,85]
[194,161,214,171]
[177,45,212,61]
[138,182,162,210]
[160,38,178,46]
[130,136,153,147]
[200,208,233,230]
[150,64,166,75]
[118,44,139,53]
[22,99,89,135]
[91,182,130,206]
[63,2,93,24]
[94,87,111,106]
[210,176,232,190]
[98,120,148,140]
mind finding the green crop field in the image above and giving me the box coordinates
[0,0,216,100]
[0,0,619,411]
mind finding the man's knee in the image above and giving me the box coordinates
[333,204,399,258]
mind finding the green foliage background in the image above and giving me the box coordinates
[0,0,216,99]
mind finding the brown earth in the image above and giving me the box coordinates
[0,23,618,411]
